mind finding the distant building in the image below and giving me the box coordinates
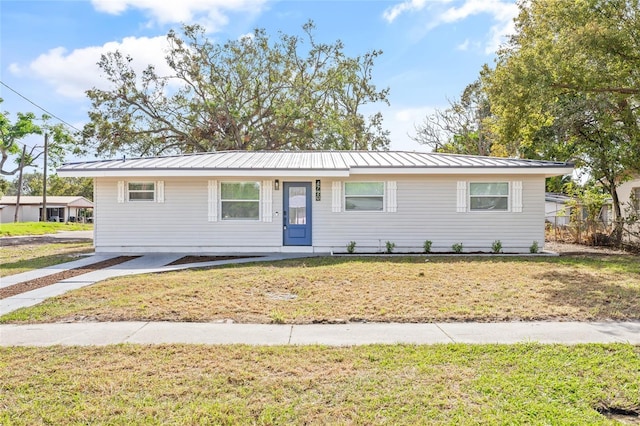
[0,196,94,223]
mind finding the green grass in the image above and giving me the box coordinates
[1,343,638,424]
[4,255,638,324]
[0,242,93,277]
[0,221,93,237]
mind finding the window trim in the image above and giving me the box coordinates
[343,181,385,212]
[632,187,640,211]
[468,182,510,212]
[127,181,156,202]
[220,181,261,221]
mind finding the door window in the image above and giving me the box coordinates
[288,186,307,224]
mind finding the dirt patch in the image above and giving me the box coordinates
[544,241,635,256]
[0,256,138,299]
[167,255,260,266]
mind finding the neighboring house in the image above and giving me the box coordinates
[0,196,94,223]
[617,177,640,216]
[545,192,613,227]
[57,151,573,254]
[616,177,640,243]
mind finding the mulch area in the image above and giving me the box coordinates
[167,255,261,266]
[0,256,138,299]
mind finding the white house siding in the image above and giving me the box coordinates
[617,178,640,214]
[94,177,283,253]
[94,174,546,254]
[313,174,545,254]
[0,205,40,223]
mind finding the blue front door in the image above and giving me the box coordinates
[283,182,312,246]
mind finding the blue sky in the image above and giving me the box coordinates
[0,0,518,167]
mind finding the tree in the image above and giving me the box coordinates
[82,21,390,156]
[0,98,77,176]
[411,79,495,156]
[485,0,640,245]
[8,172,93,199]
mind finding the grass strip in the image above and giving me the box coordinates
[0,242,94,278]
[0,222,93,237]
[1,343,638,425]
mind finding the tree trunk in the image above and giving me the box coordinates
[609,184,624,247]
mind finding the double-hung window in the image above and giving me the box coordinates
[469,182,509,211]
[128,182,155,202]
[221,182,260,220]
[344,182,384,211]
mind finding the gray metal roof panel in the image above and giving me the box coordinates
[58,150,573,172]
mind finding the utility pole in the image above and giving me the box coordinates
[41,133,48,222]
[13,145,27,223]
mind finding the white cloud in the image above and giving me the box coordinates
[11,36,172,99]
[456,38,470,51]
[91,0,267,32]
[383,0,518,54]
[382,105,442,151]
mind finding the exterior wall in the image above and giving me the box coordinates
[315,175,544,254]
[617,178,640,216]
[94,177,283,253]
[94,174,546,254]
[0,205,40,223]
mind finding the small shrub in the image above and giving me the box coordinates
[423,240,433,253]
[346,241,356,254]
[270,310,286,324]
[385,241,395,254]
[491,240,502,254]
[452,243,463,254]
[530,240,539,253]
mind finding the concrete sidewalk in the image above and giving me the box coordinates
[1,321,639,346]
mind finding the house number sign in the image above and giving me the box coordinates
[315,180,321,201]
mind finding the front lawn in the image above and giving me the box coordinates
[0,242,94,278]
[3,255,638,323]
[0,221,93,237]
[1,343,638,425]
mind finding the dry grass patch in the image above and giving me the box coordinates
[1,344,638,424]
[3,255,638,324]
[0,242,93,278]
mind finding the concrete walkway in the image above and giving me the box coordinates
[2,321,639,346]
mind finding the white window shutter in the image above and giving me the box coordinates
[332,181,342,212]
[512,181,523,212]
[386,181,397,212]
[117,181,125,203]
[156,181,165,203]
[456,181,467,212]
[207,180,218,222]
[262,180,273,222]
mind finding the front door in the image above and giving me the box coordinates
[283,182,312,246]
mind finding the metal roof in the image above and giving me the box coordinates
[57,150,573,178]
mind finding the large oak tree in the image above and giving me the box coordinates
[82,21,390,156]
[485,0,640,244]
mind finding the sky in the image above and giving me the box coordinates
[0,0,519,169]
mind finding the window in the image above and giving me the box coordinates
[633,187,640,211]
[128,182,155,201]
[469,182,509,211]
[221,182,260,220]
[345,182,384,211]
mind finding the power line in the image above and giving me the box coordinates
[0,80,83,133]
